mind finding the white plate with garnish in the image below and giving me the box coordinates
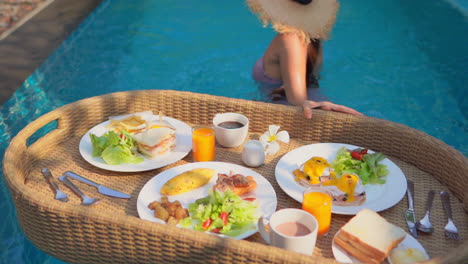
[137,162,278,239]
[275,143,407,215]
[79,114,192,172]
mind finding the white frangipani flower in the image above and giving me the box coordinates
[260,125,290,155]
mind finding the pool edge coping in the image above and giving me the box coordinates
[0,0,103,106]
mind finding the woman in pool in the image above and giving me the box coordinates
[247,0,362,118]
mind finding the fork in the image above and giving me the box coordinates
[41,168,69,202]
[440,191,460,240]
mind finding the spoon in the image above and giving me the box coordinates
[416,190,435,234]
[58,175,100,206]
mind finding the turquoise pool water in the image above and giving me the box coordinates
[1,0,467,263]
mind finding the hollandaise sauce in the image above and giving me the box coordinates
[294,157,334,185]
[322,173,360,203]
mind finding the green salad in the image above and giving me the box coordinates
[180,189,258,236]
[332,147,389,185]
[90,130,144,165]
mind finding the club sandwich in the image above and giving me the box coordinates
[133,126,176,158]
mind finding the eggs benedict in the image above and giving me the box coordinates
[293,156,366,206]
[293,157,336,186]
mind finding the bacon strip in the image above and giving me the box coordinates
[213,173,257,195]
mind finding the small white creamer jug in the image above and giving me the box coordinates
[242,140,266,167]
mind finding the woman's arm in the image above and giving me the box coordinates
[277,34,363,118]
[277,33,309,106]
[302,100,363,118]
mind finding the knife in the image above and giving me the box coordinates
[405,180,418,238]
[64,171,131,199]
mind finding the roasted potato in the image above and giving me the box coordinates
[154,204,169,221]
[149,196,189,225]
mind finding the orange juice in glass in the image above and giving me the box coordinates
[302,189,332,236]
[192,126,215,162]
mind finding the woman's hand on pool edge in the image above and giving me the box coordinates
[302,100,364,119]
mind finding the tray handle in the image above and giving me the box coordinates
[23,111,65,146]
[5,110,66,184]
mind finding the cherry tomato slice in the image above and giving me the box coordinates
[202,218,212,229]
[219,211,229,225]
[351,151,363,160]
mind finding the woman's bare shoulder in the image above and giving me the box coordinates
[276,33,306,44]
[264,33,307,68]
[271,33,308,58]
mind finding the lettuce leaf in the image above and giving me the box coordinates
[363,152,389,184]
[180,189,258,236]
[331,147,389,185]
[101,145,143,165]
[90,130,143,165]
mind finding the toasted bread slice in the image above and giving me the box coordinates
[334,209,406,263]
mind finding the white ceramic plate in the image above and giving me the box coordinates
[332,231,429,263]
[137,162,278,240]
[79,116,192,172]
[275,143,407,215]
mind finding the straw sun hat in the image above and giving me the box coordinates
[246,0,339,42]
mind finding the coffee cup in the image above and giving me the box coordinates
[258,208,318,255]
[212,113,249,148]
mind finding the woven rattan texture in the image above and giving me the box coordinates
[3,90,468,264]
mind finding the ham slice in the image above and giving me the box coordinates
[213,173,257,196]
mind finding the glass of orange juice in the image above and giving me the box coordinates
[302,188,332,236]
[192,126,216,162]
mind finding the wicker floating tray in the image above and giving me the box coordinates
[3,90,468,264]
